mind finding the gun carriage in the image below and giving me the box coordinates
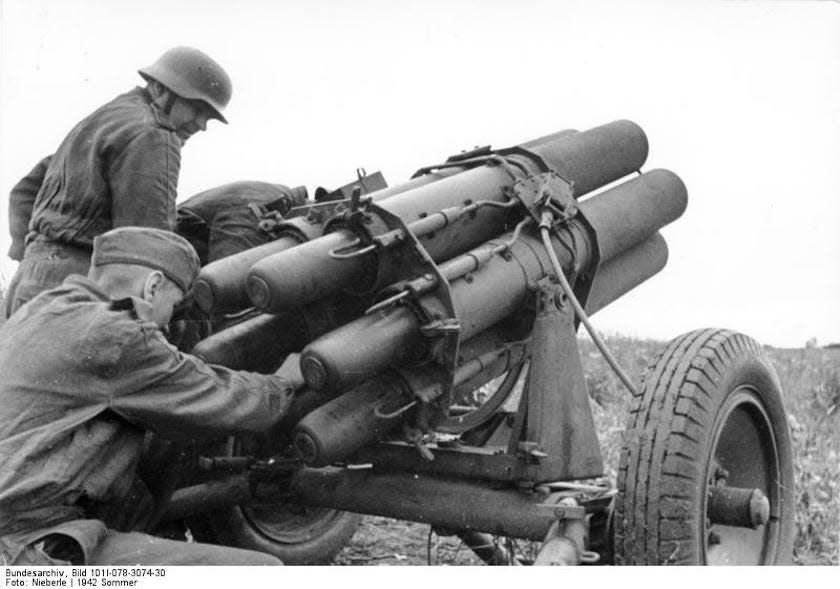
[160,121,794,565]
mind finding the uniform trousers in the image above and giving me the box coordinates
[5,238,91,317]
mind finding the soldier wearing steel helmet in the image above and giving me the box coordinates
[5,47,232,317]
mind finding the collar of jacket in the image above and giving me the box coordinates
[63,275,157,324]
[132,86,178,133]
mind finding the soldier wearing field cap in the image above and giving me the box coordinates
[5,46,232,317]
[0,227,301,566]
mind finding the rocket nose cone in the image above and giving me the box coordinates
[193,278,215,313]
[301,355,329,391]
[246,275,273,309]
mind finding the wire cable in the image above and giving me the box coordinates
[539,219,639,397]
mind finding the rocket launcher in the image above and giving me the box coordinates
[192,121,686,482]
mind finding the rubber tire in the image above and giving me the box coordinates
[187,436,361,564]
[614,328,795,565]
[191,504,361,565]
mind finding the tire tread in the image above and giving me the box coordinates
[614,328,793,565]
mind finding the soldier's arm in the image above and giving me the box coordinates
[110,129,181,230]
[8,155,52,260]
[108,326,299,440]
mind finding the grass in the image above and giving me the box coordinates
[580,334,839,566]
[769,346,840,565]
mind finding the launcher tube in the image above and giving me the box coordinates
[584,232,668,315]
[294,332,528,465]
[248,121,648,312]
[195,131,580,314]
[300,169,686,393]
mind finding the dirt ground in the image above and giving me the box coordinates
[335,516,486,566]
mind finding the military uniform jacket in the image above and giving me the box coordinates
[6,156,50,261]
[0,276,295,561]
[25,87,183,250]
[176,181,307,265]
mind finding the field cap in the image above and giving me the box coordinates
[92,227,200,293]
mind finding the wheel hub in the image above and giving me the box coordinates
[707,486,771,529]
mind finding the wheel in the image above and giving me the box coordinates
[614,328,794,565]
[189,437,361,564]
[192,502,362,565]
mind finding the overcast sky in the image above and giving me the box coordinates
[1,0,838,348]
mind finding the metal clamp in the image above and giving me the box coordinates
[542,503,586,520]
[513,171,577,225]
[326,187,376,259]
[250,203,287,236]
[419,318,461,337]
[411,143,553,181]
[403,425,435,462]
[328,236,377,259]
[373,399,417,419]
[534,498,589,565]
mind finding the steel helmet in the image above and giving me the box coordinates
[139,46,232,123]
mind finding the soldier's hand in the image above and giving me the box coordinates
[275,353,304,390]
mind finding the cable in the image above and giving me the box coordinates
[539,219,639,397]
